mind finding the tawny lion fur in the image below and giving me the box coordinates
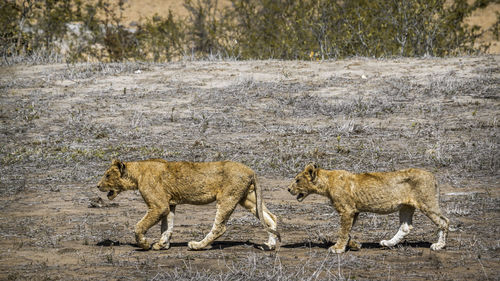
[288,163,449,253]
[97,159,280,251]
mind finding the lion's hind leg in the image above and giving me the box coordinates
[188,200,237,250]
[240,191,279,250]
[380,205,415,248]
[414,170,448,250]
[419,204,449,251]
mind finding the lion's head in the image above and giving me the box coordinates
[288,162,319,202]
[97,159,133,200]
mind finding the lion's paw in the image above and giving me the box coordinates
[430,242,445,251]
[265,242,276,251]
[348,240,361,251]
[329,245,346,254]
[137,241,150,250]
[257,242,276,251]
[380,240,395,247]
[188,241,203,250]
[152,242,170,251]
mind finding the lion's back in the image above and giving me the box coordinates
[140,159,253,189]
[161,160,253,178]
[350,168,438,212]
[153,160,255,205]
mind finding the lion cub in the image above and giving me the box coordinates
[97,159,280,251]
[288,163,449,253]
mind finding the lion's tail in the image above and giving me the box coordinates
[434,174,441,205]
[424,170,440,204]
[253,174,281,242]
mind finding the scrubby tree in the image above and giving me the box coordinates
[0,0,496,63]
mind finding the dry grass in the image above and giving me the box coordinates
[0,56,499,280]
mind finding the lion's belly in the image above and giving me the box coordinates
[178,194,217,205]
[354,187,409,214]
[357,202,404,214]
[169,186,218,205]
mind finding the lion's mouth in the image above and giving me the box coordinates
[107,190,117,200]
[296,193,306,202]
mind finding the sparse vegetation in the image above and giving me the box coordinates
[1,0,497,64]
[1,56,499,279]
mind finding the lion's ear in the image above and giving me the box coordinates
[112,159,126,175]
[305,162,318,181]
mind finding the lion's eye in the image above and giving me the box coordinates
[295,179,300,183]
[106,174,110,178]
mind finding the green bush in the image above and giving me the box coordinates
[1,0,74,62]
[0,0,496,64]
[137,11,185,62]
[0,0,21,57]
[225,0,489,59]
[68,0,141,62]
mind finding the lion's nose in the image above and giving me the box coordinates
[287,188,291,192]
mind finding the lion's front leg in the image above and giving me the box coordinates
[152,205,176,250]
[329,212,355,254]
[135,207,166,250]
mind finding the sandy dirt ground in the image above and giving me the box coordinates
[0,56,499,280]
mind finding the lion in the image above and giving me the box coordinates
[288,163,449,253]
[97,159,280,251]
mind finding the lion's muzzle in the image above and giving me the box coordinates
[97,184,118,200]
[288,186,306,202]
